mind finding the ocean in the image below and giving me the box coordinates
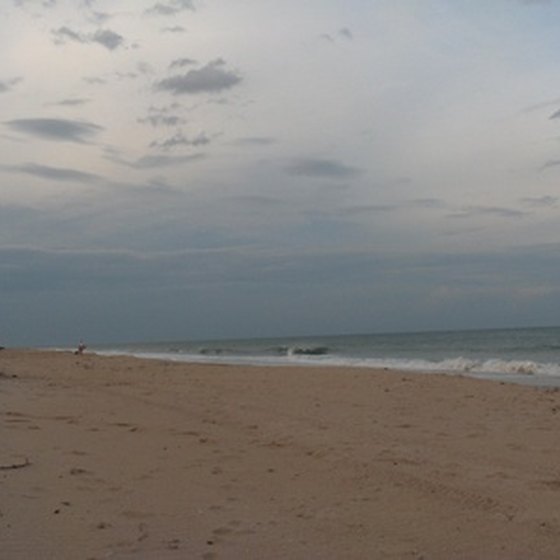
[91,326,560,387]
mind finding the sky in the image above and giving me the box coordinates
[2,0,560,346]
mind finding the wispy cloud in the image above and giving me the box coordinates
[48,98,90,107]
[83,76,107,85]
[150,131,210,150]
[137,103,185,127]
[0,77,22,93]
[138,114,185,127]
[286,157,362,179]
[321,27,353,43]
[169,57,197,69]
[162,25,186,33]
[6,162,102,183]
[341,204,396,216]
[87,11,112,24]
[52,26,83,44]
[540,159,560,171]
[106,151,205,169]
[448,206,528,219]
[91,29,124,50]
[156,59,242,95]
[131,153,204,169]
[520,96,560,114]
[520,195,557,207]
[14,0,57,8]
[52,26,124,50]
[5,118,103,143]
[145,0,195,16]
[409,198,445,209]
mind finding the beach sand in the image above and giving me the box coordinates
[1,350,560,559]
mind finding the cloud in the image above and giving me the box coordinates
[150,131,210,150]
[106,151,205,169]
[13,0,56,8]
[137,62,153,75]
[520,195,557,207]
[132,154,204,168]
[156,59,242,95]
[162,25,186,33]
[0,77,22,93]
[285,157,363,179]
[5,118,103,143]
[409,198,445,209]
[138,103,185,127]
[540,159,560,171]
[341,204,396,216]
[88,11,112,24]
[115,71,138,80]
[321,28,353,43]
[138,114,185,127]
[52,26,85,44]
[521,96,560,114]
[91,29,124,50]
[49,98,90,107]
[448,206,528,219]
[6,162,101,183]
[83,76,107,85]
[146,0,195,16]
[549,109,560,119]
[169,57,197,69]
[52,26,124,50]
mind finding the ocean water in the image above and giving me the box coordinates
[91,326,560,386]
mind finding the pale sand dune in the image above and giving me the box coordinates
[1,350,560,559]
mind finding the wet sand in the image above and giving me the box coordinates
[1,349,560,559]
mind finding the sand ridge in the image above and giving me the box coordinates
[1,349,560,559]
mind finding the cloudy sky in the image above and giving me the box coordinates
[2,0,560,346]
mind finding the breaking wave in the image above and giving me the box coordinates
[83,327,560,386]
[287,346,330,356]
[370,357,560,377]
[92,348,560,380]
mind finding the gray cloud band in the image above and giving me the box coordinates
[156,60,241,95]
[4,118,103,143]
[52,26,124,50]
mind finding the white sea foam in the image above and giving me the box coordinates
[85,327,560,387]
[91,348,560,380]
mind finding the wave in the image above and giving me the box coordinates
[198,347,236,356]
[193,345,331,357]
[91,348,560,380]
[287,346,330,356]
[327,356,560,377]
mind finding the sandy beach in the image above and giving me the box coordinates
[1,350,560,559]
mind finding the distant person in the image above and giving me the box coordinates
[75,340,87,355]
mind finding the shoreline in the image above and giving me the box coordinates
[2,349,560,559]
[60,347,560,388]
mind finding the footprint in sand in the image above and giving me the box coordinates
[137,522,149,542]
[166,538,181,550]
[69,467,90,476]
